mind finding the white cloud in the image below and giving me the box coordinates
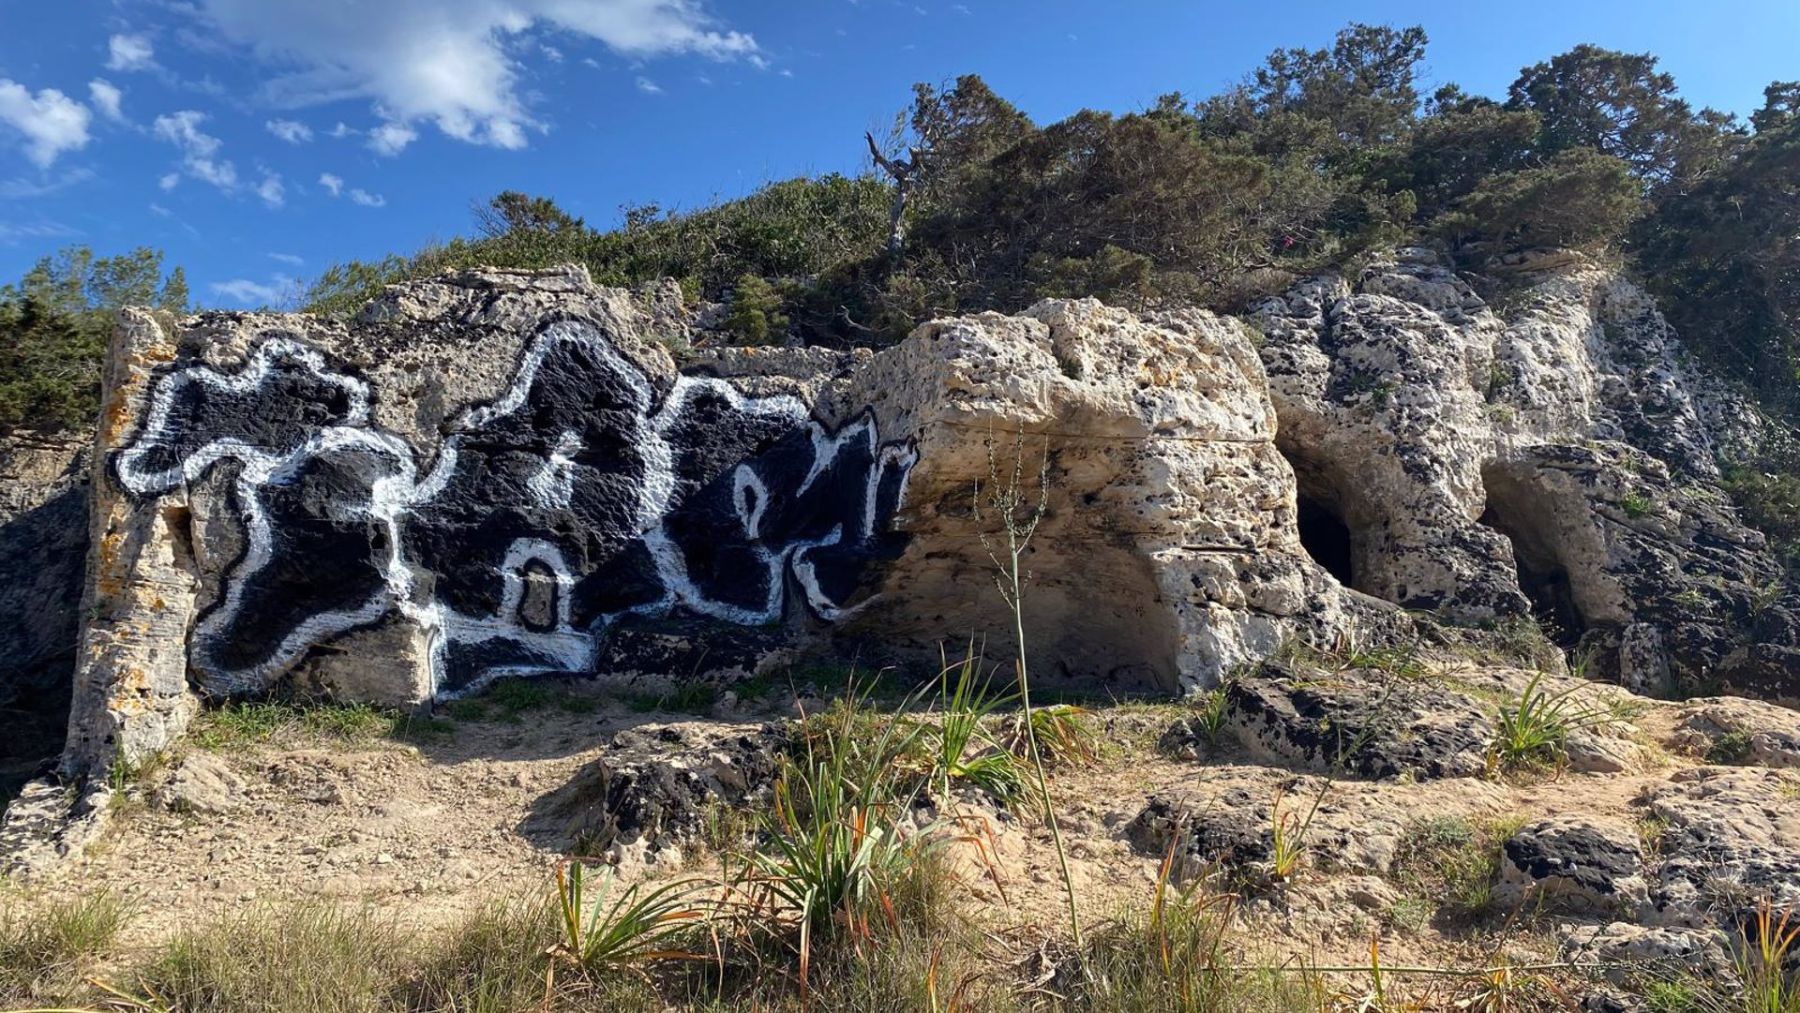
[328,121,354,138]
[265,118,312,143]
[317,171,343,196]
[159,172,181,190]
[149,202,173,217]
[0,80,93,168]
[193,0,759,150]
[367,120,416,156]
[0,167,95,199]
[268,252,304,265]
[106,34,157,72]
[88,80,125,122]
[540,43,564,62]
[255,172,284,207]
[210,274,294,306]
[635,76,662,94]
[348,187,385,207]
[153,110,238,191]
[0,220,81,245]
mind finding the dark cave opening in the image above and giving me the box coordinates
[1479,467,1587,648]
[1280,439,1365,591]
[1297,493,1356,588]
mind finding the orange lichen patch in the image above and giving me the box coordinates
[100,389,135,443]
[140,337,179,363]
[94,530,128,597]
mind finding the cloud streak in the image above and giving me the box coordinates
[265,118,312,143]
[153,109,238,191]
[89,80,125,122]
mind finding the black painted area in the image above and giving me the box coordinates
[199,444,398,674]
[117,343,358,493]
[113,321,917,699]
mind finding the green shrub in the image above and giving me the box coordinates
[724,273,789,344]
[1434,148,1642,252]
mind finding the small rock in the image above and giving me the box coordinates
[154,753,245,816]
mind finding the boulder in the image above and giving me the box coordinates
[1668,696,1800,768]
[154,751,246,815]
[1495,816,1648,917]
[1637,768,1800,927]
[1223,661,1496,780]
[524,721,789,867]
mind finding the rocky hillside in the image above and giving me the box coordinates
[2,249,1791,797]
[2,250,1797,1009]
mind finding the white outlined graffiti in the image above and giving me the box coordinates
[115,320,916,699]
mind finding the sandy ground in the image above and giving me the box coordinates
[15,680,1725,978]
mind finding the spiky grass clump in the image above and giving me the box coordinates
[552,861,707,974]
[1491,671,1613,772]
[930,646,1027,802]
[1007,703,1099,769]
[0,888,131,1003]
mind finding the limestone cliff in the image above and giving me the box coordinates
[3,251,1795,798]
[1256,248,1797,698]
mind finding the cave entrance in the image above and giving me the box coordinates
[1280,440,1363,591]
[1297,493,1355,587]
[1480,465,1586,647]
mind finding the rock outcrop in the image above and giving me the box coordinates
[1254,249,1799,699]
[6,248,1797,807]
[0,435,89,797]
[43,266,1416,787]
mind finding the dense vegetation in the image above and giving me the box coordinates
[1,27,1795,496]
[0,247,187,433]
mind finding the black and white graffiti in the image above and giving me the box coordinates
[114,320,917,699]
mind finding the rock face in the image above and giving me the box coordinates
[51,267,1394,782]
[15,249,1800,792]
[0,435,90,798]
[1253,249,1799,699]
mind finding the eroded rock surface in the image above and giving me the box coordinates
[524,721,788,868]
[1222,661,1497,780]
[1254,249,1799,699]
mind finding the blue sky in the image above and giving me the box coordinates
[1,1,1795,308]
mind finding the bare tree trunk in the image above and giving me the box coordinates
[866,132,917,260]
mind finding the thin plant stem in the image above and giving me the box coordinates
[976,427,1083,949]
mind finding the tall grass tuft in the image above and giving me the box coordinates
[1736,900,1800,1013]
[1491,671,1614,771]
[0,889,131,1003]
[132,903,412,1013]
